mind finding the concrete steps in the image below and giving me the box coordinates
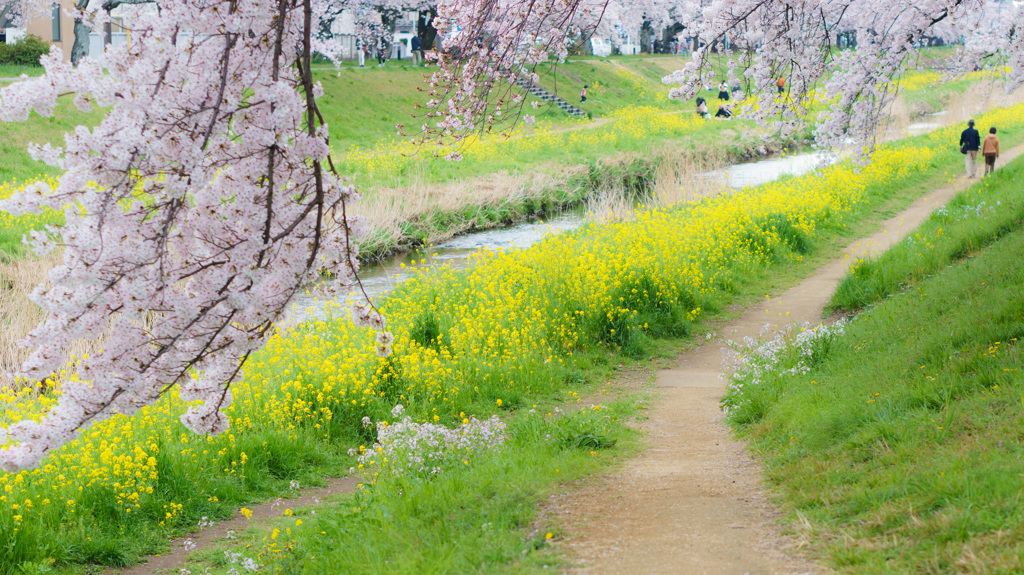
[514,79,589,118]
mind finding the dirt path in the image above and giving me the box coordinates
[108,477,358,575]
[105,144,1022,574]
[551,144,1024,574]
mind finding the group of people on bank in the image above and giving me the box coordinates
[695,77,788,119]
[959,119,1001,177]
[693,90,1004,179]
[695,81,736,119]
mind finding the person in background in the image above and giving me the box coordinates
[356,38,365,67]
[982,126,1000,176]
[718,81,730,102]
[715,104,732,119]
[776,76,785,94]
[377,35,387,66]
[581,85,588,104]
[696,96,708,118]
[411,35,423,66]
[959,119,981,178]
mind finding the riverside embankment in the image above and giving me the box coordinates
[4,100,1024,573]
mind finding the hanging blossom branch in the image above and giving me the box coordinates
[411,0,607,153]
[662,0,1024,152]
[0,0,392,472]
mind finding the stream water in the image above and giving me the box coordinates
[288,111,957,323]
[285,150,835,323]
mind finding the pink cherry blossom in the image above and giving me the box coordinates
[0,0,390,471]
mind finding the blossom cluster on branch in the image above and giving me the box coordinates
[662,0,1024,151]
[0,0,389,472]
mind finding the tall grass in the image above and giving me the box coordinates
[722,202,1024,573]
[213,403,641,575]
[830,156,1024,311]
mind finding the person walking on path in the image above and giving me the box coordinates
[960,119,982,178]
[411,35,422,66]
[982,126,1001,176]
[580,85,588,104]
[718,81,730,101]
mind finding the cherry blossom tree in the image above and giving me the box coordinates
[661,0,1024,150]
[0,0,391,472]
[423,0,1022,152]
[0,1,17,26]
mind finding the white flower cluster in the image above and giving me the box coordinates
[224,551,260,572]
[721,320,847,415]
[933,200,1000,223]
[352,406,506,477]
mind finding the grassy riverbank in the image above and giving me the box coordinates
[3,101,1022,573]
[723,155,1024,573]
[2,52,1001,262]
[830,154,1024,312]
[0,57,768,261]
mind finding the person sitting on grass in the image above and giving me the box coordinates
[715,104,732,119]
[696,96,708,118]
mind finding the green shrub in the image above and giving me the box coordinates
[0,36,49,66]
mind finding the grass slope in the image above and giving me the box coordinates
[183,396,645,575]
[729,156,1024,573]
[830,152,1024,311]
[0,99,105,184]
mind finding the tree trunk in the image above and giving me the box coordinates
[418,8,438,52]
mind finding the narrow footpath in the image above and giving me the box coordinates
[107,148,1021,575]
[551,144,1024,574]
[109,478,359,574]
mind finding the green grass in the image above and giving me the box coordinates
[829,155,1024,312]
[180,395,645,575]
[316,56,687,151]
[142,118,1024,575]
[0,98,106,185]
[1,101,1002,573]
[723,156,1024,573]
[0,65,45,79]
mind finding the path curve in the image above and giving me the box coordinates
[551,144,1024,574]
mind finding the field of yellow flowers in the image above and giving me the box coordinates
[339,104,717,188]
[3,101,1023,572]
[0,176,61,259]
